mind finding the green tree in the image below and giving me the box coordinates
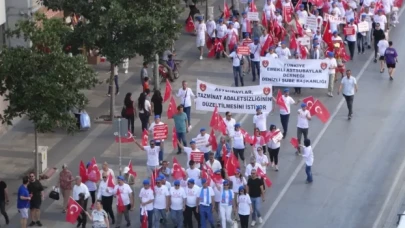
[0,13,97,177]
[42,0,182,120]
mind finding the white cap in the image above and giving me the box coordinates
[123,167,130,174]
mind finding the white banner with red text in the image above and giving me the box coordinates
[196,79,273,114]
[260,57,330,88]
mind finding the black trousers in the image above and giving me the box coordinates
[0,201,9,223]
[374,40,380,59]
[280,114,290,135]
[101,195,115,222]
[239,214,249,228]
[89,191,96,205]
[184,205,200,228]
[269,147,280,165]
[76,199,87,228]
[139,112,149,131]
[233,148,245,161]
[348,41,356,59]
[343,94,354,115]
[126,114,135,134]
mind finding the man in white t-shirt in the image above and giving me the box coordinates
[245,156,264,178]
[196,16,207,60]
[114,176,134,227]
[223,111,236,146]
[206,16,216,45]
[195,128,211,161]
[326,51,338,97]
[224,46,244,87]
[153,177,170,225]
[206,152,222,171]
[377,36,389,73]
[178,141,204,169]
[134,139,160,176]
[184,179,201,227]
[169,180,186,227]
[253,106,269,133]
[148,115,165,163]
[296,103,311,154]
[139,179,154,226]
[276,41,291,60]
[373,10,388,31]
[248,38,261,82]
[279,88,297,138]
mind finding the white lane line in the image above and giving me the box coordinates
[257,33,382,227]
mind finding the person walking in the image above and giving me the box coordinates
[267,124,283,171]
[223,112,236,147]
[372,23,385,63]
[107,65,119,96]
[346,19,357,60]
[248,38,261,82]
[278,88,298,137]
[76,193,87,228]
[326,52,338,97]
[134,139,160,176]
[139,179,154,228]
[27,172,44,227]
[97,172,115,224]
[173,105,189,155]
[357,14,368,54]
[85,162,98,210]
[123,93,135,135]
[219,180,234,228]
[236,186,252,228]
[153,176,170,227]
[377,35,389,73]
[338,69,358,119]
[137,92,151,131]
[384,41,398,80]
[17,176,31,228]
[114,176,134,227]
[296,103,311,154]
[233,123,246,167]
[151,90,163,117]
[196,128,211,162]
[0,178,9,225]
[300,138,314,184]
[169,180,186,227]
[197,179,215,228]
[246,169,264,226]
[148,115,165,163]
[195,16,207,60]
[224,46,244,87]
[176,81,195,128]
[57,164,74,213]
[85,200,110,228]
[184,179,201,228]
[72,177,90,228]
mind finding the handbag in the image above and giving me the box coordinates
[121,106,127,118]
[238,55,244,65]
[49,187,60,200]
[250,44,259,59]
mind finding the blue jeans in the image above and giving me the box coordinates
[251,61,260,81]
[250,197,262,221]
[170,209,184,228]
[176,132,187,153]
[183,106,191,125]
[305,165,313,182]
[153,208,167,228]
[107,75,119,94]
[155,142,164,162]
[199,205,214,228]
[139,209,154,228]
[233,66,243,87]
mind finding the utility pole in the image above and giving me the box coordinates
[153,54,160,91]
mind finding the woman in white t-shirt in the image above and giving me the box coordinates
[237,186,252,228]
[229,169,247,197]
[137,93,151,131]
[267,124,283,171]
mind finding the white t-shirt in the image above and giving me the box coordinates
[245,163,263,178]
[206,20,216,38]
[144,146,160,167]
[185,185,201,207]
[297,10,308,24]
[280,96,295,115]
[267,130,283,149]
[212,183,224,202]
[253,112,269,131]
[139,187,154,211]
[255,153,269,171]
[238,194,252,215]
[226,28,239,43]
[277,47,291,60]
[220,189,233,205]
[198,187,215,205]
[382,0,392,14]
[229,176,247,193]
[373,15,387,30]
[378,40,389,56]
[302,146,314,166]
[265,52,278,59]
[229,51,243,67]
[326,57,338,74]
[186,168,201,186]
[197,22,207,39]
[177,88,195,108]
[206,159,222,172]
[332,36,343,42]
[223,118,236,136]
[170,187,187,210]
[216,24,228,38]
[341,76,357,96]
[184,147,202,168]
[248,43,261,62]
[233,131,245,149]
[263,3,275,19]
[195,133,211,153]
[241,18,249,33]
[297,109,311,129]
[114,184,133,206]
[153,185,170,209]
[233,21,241,30]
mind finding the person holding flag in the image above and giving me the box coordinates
[245,156,264,178]
[216,19,228,58]
[97,173,115,224]
[139,179,154,228]
[85,162,98,210]
[113,176,133,227]
[123,167,136,195]
[267,124,283,171]
[255,147,269,173]
[296,103,311,154]
[278,88,299,138]
[248,37,261,82]
[178,140,204,169]
[253,106,269,141]
[84,201,109,228]
[300,138,314,183]
[206,152,222,173]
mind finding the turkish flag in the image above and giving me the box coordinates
[289,33,298,50]
[224,2,231,18]
[290,137,299,148]
[115,131,135,143]
[221,144,228,163]
[128,160,137,178]
[240,128,253,144]
[250,0,258,12]
[322,0,330,13]
[209,106,219,128]
[172,127,178,148]
[209,129,218,151]
[172,157,186,180]
[294,0,303,11]
[107,173,115,188]
[302,96,315,110]
[299,44,307,59]
[206,34,213,49]
[257,167,272,187]
[163,80,172,103]
[264,130,281,143]
[260,35,273,56]
[275,0,282,10]
[246,19,252,33]
[295,19,304,37]
[217,115,227,135]
[310,100,330,123]
[261,13,268,30]
[151,169,158,193]
[66,197,83,224]
[87,157,100,182]
[211,173,223,184]
[276,89,288,111]
[79,161,88,183]
[141,207,148,228]
[228,31,238,52]
[323,20,333,47]
[185,16,195,33]
[116,188,126,213]
[252,135,265,145]
[342,0,349,10]
[200,164,211,185]
[167,96,177,119]
[225,153,236,176]
[141,129,149,147]
[309,0,324,7]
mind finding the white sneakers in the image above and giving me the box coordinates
[251,217,263,226]
[259,217,263,223]
[199,56,203,60]
[327,92,333,97]
[188,125,192,131]
[251,221,256,226]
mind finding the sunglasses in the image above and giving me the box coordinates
[227,114,232,117]
[150,144,155,146]
[175,184,180,186]
[102,176,107,178]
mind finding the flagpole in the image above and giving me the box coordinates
[118,118,122,175]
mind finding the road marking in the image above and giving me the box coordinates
[257,29,389,227]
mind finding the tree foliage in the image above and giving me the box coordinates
[0,13,97,133]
